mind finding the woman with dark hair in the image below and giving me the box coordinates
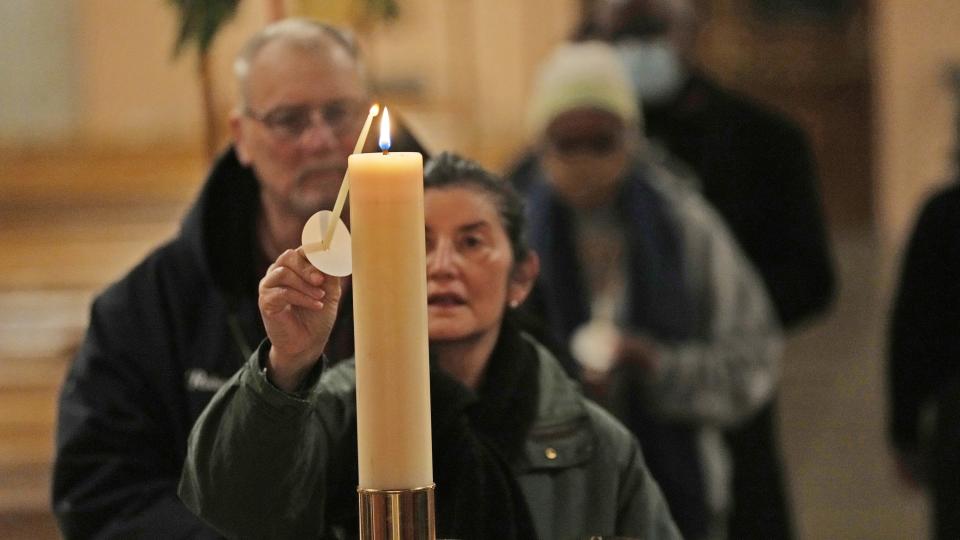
[178,152,681,539]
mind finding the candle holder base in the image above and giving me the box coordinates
[358,484,436,540]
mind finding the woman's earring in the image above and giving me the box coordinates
[509,299,520,309]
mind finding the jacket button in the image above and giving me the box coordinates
[544,447,558,460]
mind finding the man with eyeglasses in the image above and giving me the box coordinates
[51,19,417,538]
[508,41,782,540]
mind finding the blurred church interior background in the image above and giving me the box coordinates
[1,0,956,537]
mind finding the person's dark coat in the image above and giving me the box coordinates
[889,182,960,540]
[644,73,835,329]
[52,148,355,538]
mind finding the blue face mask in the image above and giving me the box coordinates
[615,38,686,105]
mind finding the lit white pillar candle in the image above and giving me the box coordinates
[349,108,432,489]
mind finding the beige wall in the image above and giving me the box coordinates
[0,1,79,145]
[74,0,269,149]
[75,1,197,147]
[873,1,960,253]
[0,1,270,150]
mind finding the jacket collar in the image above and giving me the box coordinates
[521,334,595,470]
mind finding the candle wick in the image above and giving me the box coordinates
[382,150,390,156]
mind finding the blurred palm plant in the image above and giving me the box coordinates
[167,0,241,160]
[169,0,242,56]
[358,0,399,20]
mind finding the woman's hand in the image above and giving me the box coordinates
[258,248,342,393]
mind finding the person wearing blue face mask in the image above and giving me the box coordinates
[578,1,837,539]
[578,0,697,106]
[615,37,688,106]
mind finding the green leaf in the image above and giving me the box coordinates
[166,0,242,56]
[362,0,399,20]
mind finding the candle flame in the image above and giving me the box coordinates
[379,107,391,152]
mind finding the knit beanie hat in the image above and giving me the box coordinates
[525,40,640,138]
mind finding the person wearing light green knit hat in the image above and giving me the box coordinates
[525,40,642,141]
[523,40,644,209]
[510,38,784,540]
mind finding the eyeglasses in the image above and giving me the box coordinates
[548,133,623,156]
[244,99,365,140]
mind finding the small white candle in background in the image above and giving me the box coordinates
[302,104,380,277]
[320,104,380,251]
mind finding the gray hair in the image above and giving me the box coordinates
[233,18,364,106]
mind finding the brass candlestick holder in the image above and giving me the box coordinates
[358,484,436,539]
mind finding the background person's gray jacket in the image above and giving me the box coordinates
[178,333,681,539]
